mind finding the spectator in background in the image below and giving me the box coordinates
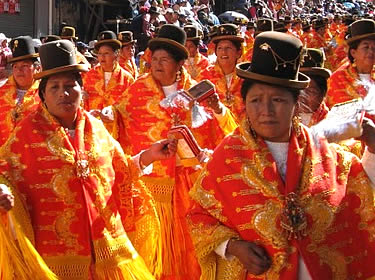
[0,33,11,80]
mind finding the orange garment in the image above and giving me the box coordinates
[188,117,375,279]
[243,32,255,54]
[118,55,139,80]
[83,62,134,110]
[326,61,375,108]
[302,101,329,127]
[300,30,314,47]
[76,50,91,68]
[184,52,210,80]
[112,68,235,279]
[139,48,152,75]
[197,63,244,122]
[0,76,40,146]
[0,104,158,279]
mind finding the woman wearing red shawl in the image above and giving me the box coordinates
[188,31,375,280]
[0,40,177,280]
[104,24,237,279]
[326,19,375,110]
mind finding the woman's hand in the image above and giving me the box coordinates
[226,239,271,276]
[140,139,178,167]
[0,184,14,212]
[358,117,375,153]
[206,93,224,114]
[90,107,114,123]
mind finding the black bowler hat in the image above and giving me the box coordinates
[148,24,189,59]
[184,25,203,41]
[60,26,78,40]
[300,48,331,79]
[312,19,327,30]
[236,31,310,89]
[255,18,274,36]
[118,31,137,46]
[211,23,244,44]
[95,30,122,50]
[346,19,375,44]
[274,21,287,33]
[8,36,39,63]
[44,35,61,43]
[34,40,89,79]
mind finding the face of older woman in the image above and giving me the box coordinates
[97,45,117,72]
[121,44,135,60]
[151,49,184,86]
[185,40,198,58]
[43,72,81,129]
[215,40,242,74]
[245,83,297,142]
[350,39,375,74]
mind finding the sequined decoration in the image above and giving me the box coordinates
[225,91,235,108]
[280,192,307,240]
[76,159,90,178]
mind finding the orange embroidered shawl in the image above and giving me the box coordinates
[184,52,210,80]
[119,56,139,80]
[188,118,375,280]
[0,76,40,146]
[83,62,134,110]
[0,105,158,280]
[197,63,244,122]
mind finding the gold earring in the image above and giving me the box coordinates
[176,69,181,82]
[247,117,257,139]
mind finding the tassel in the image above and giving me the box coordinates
[191,101,212,128]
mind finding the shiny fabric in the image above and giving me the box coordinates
[0,104,159,279]
[0,76,40,146]
[83,62,134,110]
[184,52,210,80]
[112,68,235,279]
[197,63,244,122]
[118,56,139,80]
[188,117,375,280]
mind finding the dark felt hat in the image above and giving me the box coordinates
[312,19,327,30]
[211,23,244,44]
[300,48,331,79]
[255,18,274,35]
[184,25,203,40]
[44,35,61,43]
[284,15,292,24]
[149,6,161,15]
[8,36,39,63]
[274,21,287,33]
[60,26,78,40]
[34,40,88,79]
[95,30,122,50]
[346,19,375,44]
[236,31,310,89]
[148,24,189,59]
[118,31,137,46]
[247,21,256,29]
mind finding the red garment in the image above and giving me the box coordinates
[188,118,375,279]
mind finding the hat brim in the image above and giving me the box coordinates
[95,39,122,50]
[300,67,331,79]
[61,36,78,40]
[236,62,310,89]
[346,33,375,44]
[34,64,89,79]
[186,37,202,41]
[8,53,39,63]
[148,37,189,59]
[211,35,244,44]
[121,40,137,46]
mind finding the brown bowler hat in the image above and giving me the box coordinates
[8,36,39,63]
[34,40,88,79]
[255,18,274,36]
[300,48,331,79]
[184,25,203,41]
[44,35,61,43]
[236,31,310,89]
[346,19,375,44]
[60,26,78,40]
[95,30,122,50]
[211,23,244,44]
[118,31,137,46]
[148,24,189,59]
[312,19,327,30]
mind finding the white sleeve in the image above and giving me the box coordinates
[362,147,375,188]
[214,239,235,261]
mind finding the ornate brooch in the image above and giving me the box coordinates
[76,159,90,179]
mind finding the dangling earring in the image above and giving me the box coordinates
[176,69,181,82]
[247,117,257,139]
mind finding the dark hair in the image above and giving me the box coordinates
[150,45,186,62]
[348,40,361,63]
[215,39,242,51]
[188,39,200,47]
[309,74,328,96]
[38,72,83,102]
[240,79,301,102]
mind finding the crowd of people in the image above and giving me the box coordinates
[1,0,375,279]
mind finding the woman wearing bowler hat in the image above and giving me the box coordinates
[118,31,139,79]
[326,19,375,111]
[0,39,178,279]
[188,31,375,279]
